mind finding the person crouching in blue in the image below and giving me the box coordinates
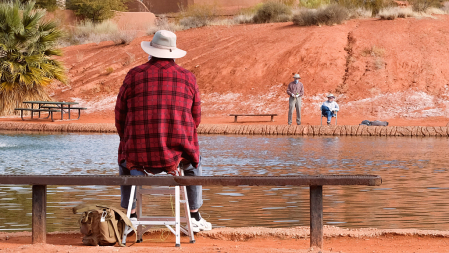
[321,94,339,125]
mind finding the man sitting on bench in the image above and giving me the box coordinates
[115,30,211,232]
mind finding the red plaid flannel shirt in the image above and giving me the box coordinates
[115,58,201,172]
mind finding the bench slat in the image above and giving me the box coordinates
[14,108,58,112]
[0,175,381,186]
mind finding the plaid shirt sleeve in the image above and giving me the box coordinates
[190,74,201,128]
[115,71,133,140]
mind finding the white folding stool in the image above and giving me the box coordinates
[121,170,195,247]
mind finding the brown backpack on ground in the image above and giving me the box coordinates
[73,205,136,247]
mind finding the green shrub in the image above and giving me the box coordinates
[293,4,349,26]
[253,1,292,23]
[67,0,128,23]
[0,0,67,116]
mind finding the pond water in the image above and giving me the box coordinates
[1,131,449,232]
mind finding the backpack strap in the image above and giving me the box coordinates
[110,218,126,247]
[72,204,99,214]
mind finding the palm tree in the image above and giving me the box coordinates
[0,0,67,116]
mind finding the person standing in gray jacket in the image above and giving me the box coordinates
[286,74,304,125]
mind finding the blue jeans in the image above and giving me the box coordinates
[321,105,335,123]
[119,157,203,211]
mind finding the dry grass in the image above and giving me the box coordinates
[59,20,137,46]
[110,29,137,45]
[378,6,416,19]
[178,3,218,29]
[234,14,256,24]
[409,0,442,12]
[147,15,184,35]
[348,7,372,18]
[292,4,349,26]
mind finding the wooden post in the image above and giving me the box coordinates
[310,185,323,248]
[234,116,238,122]
[271,115,274,122]
[32,185,47,244]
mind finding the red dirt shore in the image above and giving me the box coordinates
[2,227,449,253]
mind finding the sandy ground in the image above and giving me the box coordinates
[1,227,449,253]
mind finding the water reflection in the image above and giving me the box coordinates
[1,131,449,232]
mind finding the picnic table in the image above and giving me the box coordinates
[15,101,86,121]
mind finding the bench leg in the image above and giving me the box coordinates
[20,110,25,121]
[310,185,323,249]
[271,115,274,122]
[32,185,47,244]
[77,109,81,120]
[234,116,237,123]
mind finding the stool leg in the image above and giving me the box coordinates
[182,186,195,243]
[175,186,181,247]
[136,186,143,242]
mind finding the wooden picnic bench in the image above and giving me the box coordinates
[14,108,59,122]
[230,114,278,122]
[0,174,381,249]
[15,101,87,121]
[40,106,87,120]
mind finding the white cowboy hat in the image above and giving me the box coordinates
[327,93,335,98]
[293,74,301,79]
[141,30,186,59]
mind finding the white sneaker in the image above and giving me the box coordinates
[190,218,212,232]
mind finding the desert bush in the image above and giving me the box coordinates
[0,1,67,116]
[110,29,137,45]
[338,0,389,16]
[60,19,136,46]
[147,15,184,35]
[253,1,292,23]
[67,0,127,23]
[409,0,441,12]
[425,6,446,14]
[178,3,218,28]
[233,14,255,24]
[378,6,416,19]
[293,4,349,26]
[347,7,372,18]
[62,19,118,45]
[443,2,449,13]
[298,0,330,9]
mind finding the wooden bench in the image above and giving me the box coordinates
[14,108,59,122]
[230,114,278,122]
[0,174,381,248]
[41,106,87,120]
